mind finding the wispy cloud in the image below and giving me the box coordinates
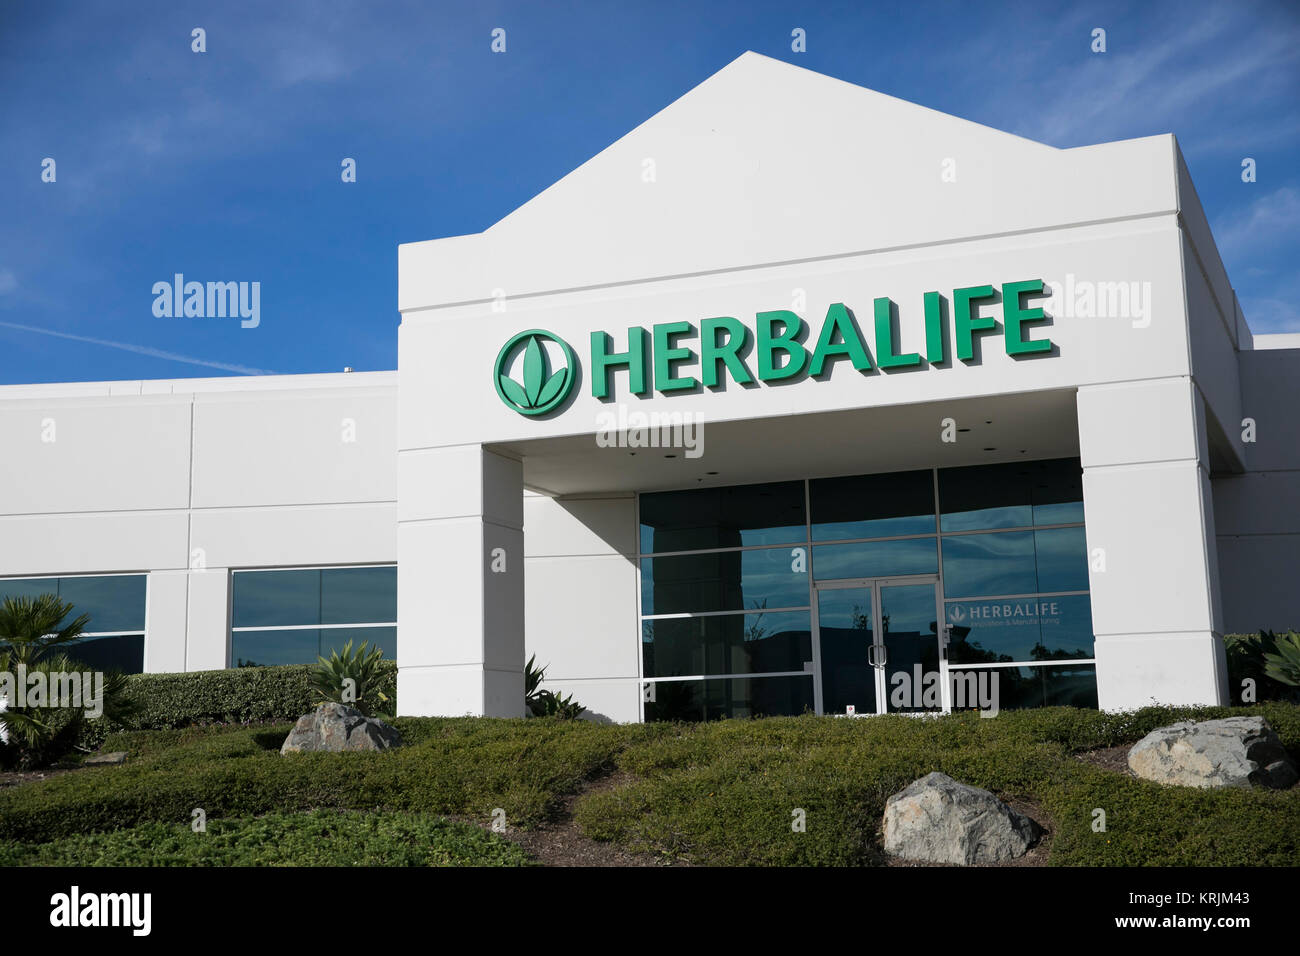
[0,321,274,375]
[1212,186,1300,261]
[980,8,1300,150]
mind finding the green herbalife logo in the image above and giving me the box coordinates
[494,329,577,415]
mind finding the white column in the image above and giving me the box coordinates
[1078,378,1228,709]
[397,445,524,716]
[143,570,188,673]
[185,568,231,671]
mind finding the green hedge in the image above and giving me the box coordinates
[76,662,397,749]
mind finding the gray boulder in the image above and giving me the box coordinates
[280,702,402,755]
[883,771,1041,865]
[1127,716,1297,789]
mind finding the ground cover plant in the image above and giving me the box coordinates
[0,703,1296,866]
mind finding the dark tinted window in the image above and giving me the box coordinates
[640,548,808,616]
[810,469,935,541]
[939,458,1083,531]
[642,611,810,678]
[233,567,397,628]
[639,481,805,553]
[643,674,814,722]
[0,575,146,634]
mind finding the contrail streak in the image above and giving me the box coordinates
[0,320,274,375]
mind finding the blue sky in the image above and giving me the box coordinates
[1,0,1297,384]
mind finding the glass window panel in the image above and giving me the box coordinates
[1033,500,1084,526]
[940,458,1083,532]
[939,462,1033,532]
[232,570,321,628]
[811,538,937,580]
[231,629,320,667]
[321,567,397,625]
[949,663,1098,711]
[642,611,810,679]
[1034,594,1095,661]
[948,666,1044,710]
[941,531,1036,597]
[945,595,1093,663]
[810,469,935,541]
[945,598,1043,664]
[643,674,814,722]
[1029,458,1084,526]
[1042,664,1098,708]
[1034,526,1089,593]
[0,578,54,604]
[56,575,147,633]
[639,481,806,554]
[66,634,145,674]
[321,626,396,662]
[640,547,808,616]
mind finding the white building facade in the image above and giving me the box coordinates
[2,54,1297,722]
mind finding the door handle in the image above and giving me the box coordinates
[878,645,888,667]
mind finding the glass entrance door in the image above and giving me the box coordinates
[813,576,945,715]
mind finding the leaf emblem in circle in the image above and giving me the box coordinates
[496,331,573,415]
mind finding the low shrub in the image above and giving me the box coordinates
[75,662,398,749]
[1,717,651,843]
[0,808,533,866]
[5,702,1297,867]
[574,705,1300,866]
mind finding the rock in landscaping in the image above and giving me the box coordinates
[882,771,1041,865]
[280,702,402,755]
[83,751,127,766]
[1127,716,1297,789]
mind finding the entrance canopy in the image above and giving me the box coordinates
[492,388,1080,496]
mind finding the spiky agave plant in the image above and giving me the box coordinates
[309,640,391,717]
[1263,631,1300,688]
[524,653,548,716]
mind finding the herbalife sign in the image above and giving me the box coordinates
[494,279,1053,415]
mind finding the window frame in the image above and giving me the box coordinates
[635,460,1097,719]
[228,563,398,668]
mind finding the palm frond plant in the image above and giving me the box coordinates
[0,594,92,668]
[0,595,135,769]
[309,640,392,717]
